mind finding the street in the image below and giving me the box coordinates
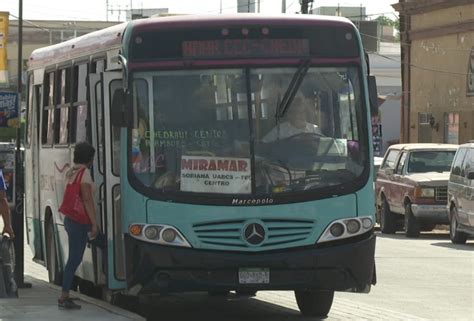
[18,225,474,320]
[135,231,473,321]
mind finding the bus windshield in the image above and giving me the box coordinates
[130,66,367,200]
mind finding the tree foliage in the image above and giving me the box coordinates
[374,16,399,31]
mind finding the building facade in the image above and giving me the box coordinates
[394,0,474,144]
[4,19,118,92]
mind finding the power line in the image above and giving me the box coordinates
[359,32,473,52]
[286,0,299,13]
[371,51,470,76]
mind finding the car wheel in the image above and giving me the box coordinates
[380,197,396,234]
[294,290,334,317]
[450,207,467,244]
[404,203,420,238]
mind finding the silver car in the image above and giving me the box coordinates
[448,143,474,244]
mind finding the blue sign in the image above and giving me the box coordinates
[0,92,18,127]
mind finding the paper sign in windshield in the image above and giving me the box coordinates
[181,156,251,194]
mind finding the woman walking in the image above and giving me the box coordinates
[58,142,99,309]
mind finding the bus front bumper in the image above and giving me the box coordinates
[124,233,376,295]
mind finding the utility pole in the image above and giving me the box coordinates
[300,0,314,14]
[106,0,109,21]
[282,0,286,13]
[14,0,31,290]
[107,5,126,22]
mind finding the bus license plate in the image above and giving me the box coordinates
[238,268,270,284]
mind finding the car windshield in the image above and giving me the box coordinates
[129,66,367,198]
[407,150,456,173]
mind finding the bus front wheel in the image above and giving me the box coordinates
[294,290,334,317]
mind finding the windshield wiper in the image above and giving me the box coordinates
[275,59,311,119]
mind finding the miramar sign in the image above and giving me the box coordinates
[0,92,18,127]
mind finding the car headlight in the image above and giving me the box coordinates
[416,187,435,198]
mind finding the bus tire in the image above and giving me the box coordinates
[78,279,102,299]
[380,197,396,234]
[46,219,62,286]
[208,290,229,296]
[236,289,257,297]
[450,207,467,244]
[294,290,334,317]
[404,203,420,238]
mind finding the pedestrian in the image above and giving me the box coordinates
[58,142,99,309]
[0,165,14,239]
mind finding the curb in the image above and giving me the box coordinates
[40,279,146,321]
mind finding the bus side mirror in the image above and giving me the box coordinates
[368,75,378,116]
[111,89,131,128]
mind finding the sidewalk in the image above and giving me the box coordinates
[0,275,145,321]
[0,222,145,321]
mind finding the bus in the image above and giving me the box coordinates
[25,14,377,317]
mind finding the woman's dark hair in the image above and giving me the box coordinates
[74,142,95,164]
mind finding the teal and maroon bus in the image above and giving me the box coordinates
[25,14,377,317]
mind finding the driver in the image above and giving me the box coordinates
[262,95,322,143]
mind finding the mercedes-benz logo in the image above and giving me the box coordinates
[244,223,266,245]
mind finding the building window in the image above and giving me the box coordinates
[444,112,459,144]
[418,112,432,143]
[418,112,432,125]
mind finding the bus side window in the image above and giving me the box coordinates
[71,63,90,143]
[42,71,55,146]
[57,68,72,145]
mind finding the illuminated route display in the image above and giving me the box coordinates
[182,39,310,58]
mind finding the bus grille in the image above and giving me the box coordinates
[435,186,448,202]
[193,219,314,248]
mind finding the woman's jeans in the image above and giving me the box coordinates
[62,216,91,293]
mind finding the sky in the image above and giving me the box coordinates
[1,0,398,22]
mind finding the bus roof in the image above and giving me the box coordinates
[28,14,356,70]
[131,14,354,31]
[28,22,128,70]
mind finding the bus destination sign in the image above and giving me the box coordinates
[182,39,309,59]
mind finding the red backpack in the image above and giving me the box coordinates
[59,168,91,225]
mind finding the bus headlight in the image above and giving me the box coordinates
[329,223,345,237]
[144,226,162,240]
[317,216,374,243]
[129,224,191,248]
[346,219,361,234]
[162,228,176,243]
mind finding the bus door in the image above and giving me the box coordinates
[98,72,125,289]
[25,75,43,261]
[89,72,106,285]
